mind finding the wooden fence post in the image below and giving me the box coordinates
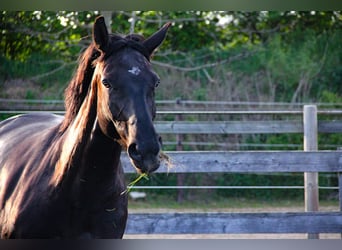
[303,105,319,239]
[338,147,342,239]
[176,99,185,203]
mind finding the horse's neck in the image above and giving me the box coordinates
[50,86,98,186]
[63,122,124,190]
[77,122,123,182]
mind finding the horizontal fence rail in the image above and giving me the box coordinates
[1,110,342,115]
[1,98,342,108]
[121,151,342,173]
[126,212,342,234]
[155,121,342,134]
[1,99,342,114]
[1,114,342,135]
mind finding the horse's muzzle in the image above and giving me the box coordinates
[127,136,162,174]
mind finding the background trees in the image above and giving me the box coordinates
[1,11,341,103]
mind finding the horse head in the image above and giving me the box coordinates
[92,16,170,174]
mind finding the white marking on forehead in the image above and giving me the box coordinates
[128,66,141,76]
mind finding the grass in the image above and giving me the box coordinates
[121,173,149,195]
[122,151,174,195]
[128,195,340,212]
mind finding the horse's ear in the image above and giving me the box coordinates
[143,22,171,56]
[93,16,109,52]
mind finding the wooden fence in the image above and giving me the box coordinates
[121,151,342,236]
[1,100,342,238]
[122,105,342,238]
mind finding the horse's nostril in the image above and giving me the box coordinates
[128,143,142,162]
[158,136,163,147]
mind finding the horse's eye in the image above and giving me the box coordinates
[102,79,111,88]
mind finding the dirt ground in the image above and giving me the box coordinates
[124,206,341,239]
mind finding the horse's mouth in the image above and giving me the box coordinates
[129,153,161,174]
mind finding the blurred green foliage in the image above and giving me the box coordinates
[1,11,341,101]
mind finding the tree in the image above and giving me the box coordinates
[1,11,341,102]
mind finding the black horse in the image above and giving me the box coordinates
[0,16,170,238]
